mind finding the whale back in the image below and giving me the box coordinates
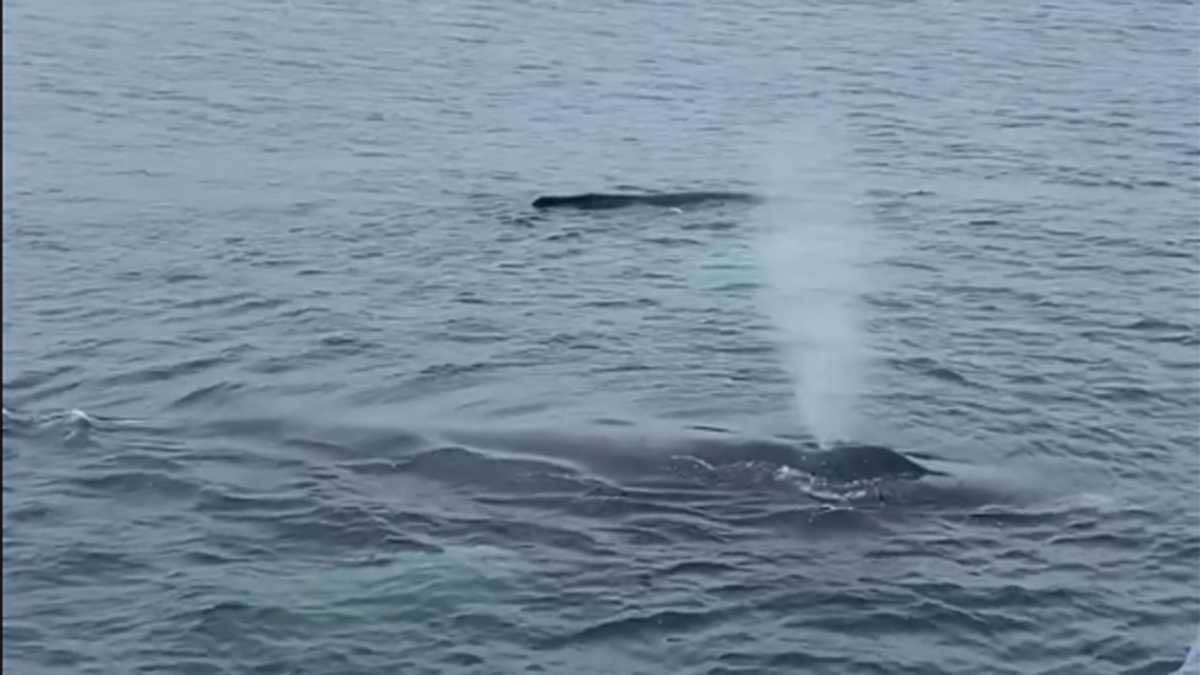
[661,435,941,483]
[437,426,939,486]
[785,442,945,483]
[531,191,762,210]
[531,193,634,209]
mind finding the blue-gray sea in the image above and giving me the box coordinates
[3,0,1199,673]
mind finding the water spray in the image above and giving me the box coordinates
[753,124,872,448]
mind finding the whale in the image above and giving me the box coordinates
[434,425,946,485]
[531,191,764,211]
[174,412,1049,510]
[428,424,1062,511]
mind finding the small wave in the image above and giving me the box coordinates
[1118,317,1199,345]
[163,270,208,284]
[2,407,166,457]
[680,220,738,232]
[170,381,246,409]
[1123,317,1193,332]
[8,544,156,589]
[926,366,972,386]
[3,364,81,392]
[171,291,257,311]
[200,490,448,557]
[100,356,230,388]
[2,407,93,443]
[546,607,734,647]
[1091,385,1161,403]
[579,297,659,309]
[8,406,157,428]
[708,280,761,293]
[68,470,201,503]
[641,235,704,247]
[417,361,493,378]
[890,356,976,387]
[655,560,739,577]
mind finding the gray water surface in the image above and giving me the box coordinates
[4,0,1199,673]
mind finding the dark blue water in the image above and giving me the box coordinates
[4,0,1199,673]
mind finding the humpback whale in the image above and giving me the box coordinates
[531,191,764,211]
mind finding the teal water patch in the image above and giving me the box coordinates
[154,545,531,669]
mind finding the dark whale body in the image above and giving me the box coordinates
[680,437,947,483]
[531,191,764,211]
[428,425,1043,510]
[160,411,1038,509]
[439,426,945,485]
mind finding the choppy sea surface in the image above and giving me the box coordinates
[4,0,1199,673]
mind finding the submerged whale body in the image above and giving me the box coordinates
[531,191,764,210]
[429,425,1043,509]
[438,426,943,485]
[174,413,1040,510]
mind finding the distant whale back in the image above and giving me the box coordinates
[532,191,764,210]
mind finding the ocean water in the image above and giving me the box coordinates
[3,0,1199,673]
